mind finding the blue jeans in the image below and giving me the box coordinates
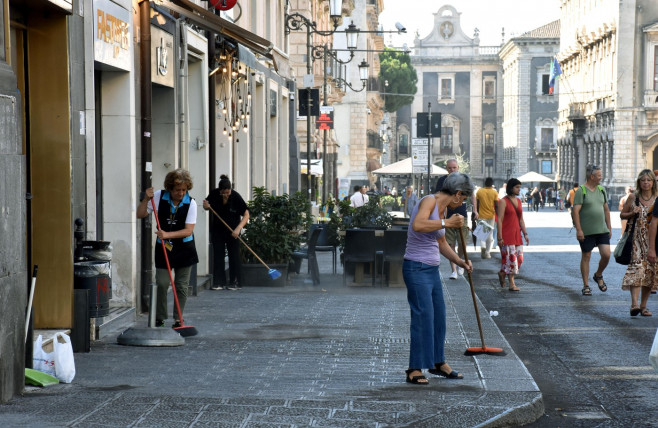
[403,260,446,369]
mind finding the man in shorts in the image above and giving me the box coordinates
[572,164,611,296]
[434,159,478,279]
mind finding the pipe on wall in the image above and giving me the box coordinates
[139,0,152,312]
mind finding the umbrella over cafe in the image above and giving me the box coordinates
[372,158,448,177]
[516,171,555,183]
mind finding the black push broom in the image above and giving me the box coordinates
[151,199,198,337]
[458,228,505,356]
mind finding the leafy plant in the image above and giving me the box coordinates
[347,196,393,230]
[241,187,311,265]
[379,48,418,113]
[379,195,397,207]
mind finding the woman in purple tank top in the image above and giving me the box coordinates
[403,172,474,385]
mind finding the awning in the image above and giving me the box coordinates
[159,0,274,63]
[372,158,449,176]
[301,159,323,176]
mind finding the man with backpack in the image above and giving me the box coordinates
[572,165,612,296]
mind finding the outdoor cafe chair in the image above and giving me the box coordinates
[290,226,322,285]
[380,229,408,287]
[343,229,377,287]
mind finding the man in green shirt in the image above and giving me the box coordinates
[572,164,611,296]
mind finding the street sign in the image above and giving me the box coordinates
[416,112,441,138]
[412,138,430,173]
[303,73,314,88]
[316,106,334,130]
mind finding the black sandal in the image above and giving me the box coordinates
[593,274,607,292]
[581,286,592,296]
[428,362,463,379]
[405,368,428,385]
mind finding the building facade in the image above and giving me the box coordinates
[499,21,560,182]
[398,5,503,189]
[556,0,658,201]
[0,0,294,403]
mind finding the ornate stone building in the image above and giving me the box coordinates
[499,21,560,182]
[556,0,658,199]
[398,5,503,187]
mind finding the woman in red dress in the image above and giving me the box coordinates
[496,178,530,291]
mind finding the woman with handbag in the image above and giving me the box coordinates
[620,169,658,317]
[496,178,530,291]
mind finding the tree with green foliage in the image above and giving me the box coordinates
[379,48,418,113]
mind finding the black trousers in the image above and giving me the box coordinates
[212,233,242,285]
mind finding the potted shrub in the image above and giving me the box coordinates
[240,187,311,286]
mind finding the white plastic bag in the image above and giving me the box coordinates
[53,332,76,383]
[473,220,494,241]
[32,335,56,377]
[650,327,658,373]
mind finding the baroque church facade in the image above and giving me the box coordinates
[395,5,560,189]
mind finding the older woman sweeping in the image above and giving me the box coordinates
[402,172,474,385]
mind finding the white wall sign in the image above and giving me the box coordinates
[93,0,131,71]
[151,26,174,88]
[412,138,430,173]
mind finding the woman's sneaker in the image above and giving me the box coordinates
[211,285,224,290]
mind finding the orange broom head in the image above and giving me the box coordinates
[464,346,506,356]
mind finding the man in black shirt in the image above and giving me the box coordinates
[203,175,249,290]
[434,159,478,279]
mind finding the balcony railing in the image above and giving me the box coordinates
[568,103,586,120]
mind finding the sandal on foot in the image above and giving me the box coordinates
[641,307,653,317]
[509,286,520,292]
[593,274,607,292]
[631,306,641,316]
[405,369,428,385]
[498,272,506,288]
[428,363,463,379]
[582,286,592,296]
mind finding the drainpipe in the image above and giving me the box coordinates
[209,35,216,187]
[179,20,189,169]
[139,0,152,312]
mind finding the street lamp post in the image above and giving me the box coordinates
[285,0,344,201]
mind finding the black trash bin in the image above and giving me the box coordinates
[80,240,112,298]
[74,261,110,318]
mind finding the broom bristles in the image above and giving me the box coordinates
[464,346,506,356]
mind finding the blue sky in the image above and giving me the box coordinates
[379,1,561,48]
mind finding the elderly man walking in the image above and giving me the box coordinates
[402,186,419,217]
[572,164,611,296]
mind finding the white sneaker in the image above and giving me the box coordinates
[458,267,465,275]
[449,271,458,280]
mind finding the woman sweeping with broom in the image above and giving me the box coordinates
[137,169,199,329]
[403,172,474,385]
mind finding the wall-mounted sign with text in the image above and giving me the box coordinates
[93,0,131,71]
[316,106,334,130]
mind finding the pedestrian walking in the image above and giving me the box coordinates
[496,178,529,291]
[572,164,611,296]
[136,169,199,327]
[621,170,657,317]
[530,187,542,212]
[565,183,578,212]
[402,185,419,218]
[434,158,477,279]
[475,177,498,259]
[402,172,473,385]
[203,175,250,291]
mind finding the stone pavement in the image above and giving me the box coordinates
[2,250,543,427]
